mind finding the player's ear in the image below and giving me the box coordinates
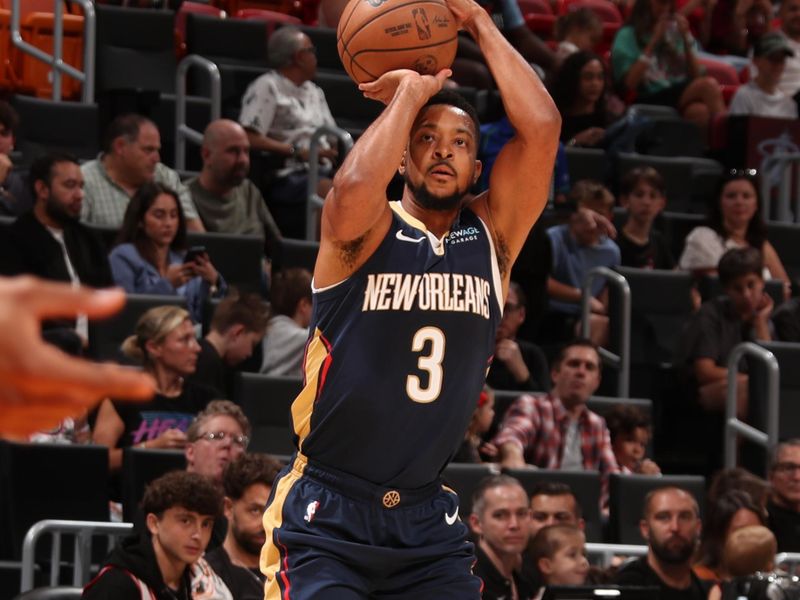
[398,151,406,175]
[473,160,482,184]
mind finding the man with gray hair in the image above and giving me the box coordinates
[768,439,800,552]
[239,26,338,238]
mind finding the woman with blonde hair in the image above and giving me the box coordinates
[92,305,218,470]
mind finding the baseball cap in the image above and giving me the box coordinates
[754,32,795,58]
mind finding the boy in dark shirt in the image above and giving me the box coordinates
[618,166,675,270]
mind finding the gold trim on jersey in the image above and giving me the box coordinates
[292,328,332,450]
[262,454,308,599]
[390,201,428,232]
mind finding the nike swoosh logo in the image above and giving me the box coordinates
[396,230,426,243]
[445,508,459,525]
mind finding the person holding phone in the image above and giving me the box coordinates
[109,182,227,323]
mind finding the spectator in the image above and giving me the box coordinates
[83,471,230,599]
[184,400,251,486]
[679,171,791,296]
[767,439,800,552]
[529,482,585,538]
[187,119,281,255]
[613,486,709,599]
[693,490,766,583]
[554,9,604,60]
[206,453,283,598]
[0,101,32,216]
[453,386,497,463]
[529,525,590,594]
[260,267,312,376]
[239,26,338,238]
[677,247,772,421]
[189,293,268,398]
[706,0,771,57]
[469,475,538,600]
[618,166,675,270]
[708,526,778,600]
[109,182,227,323]
[606,403,661,474]
[0,153,113,340]
[707,467,769,513]
[551,52,613,148]
[778,0,800,97]
[80,113,204,231]
[92,305,218,470]
[487,281,550,391]
[545,181,620,346]
[611,0,724,134]
[494,339,619,508]
[729,33,798,119]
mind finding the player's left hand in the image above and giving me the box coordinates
[443,0,486,31]
[359,68,452,105]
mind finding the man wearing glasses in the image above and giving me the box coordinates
[239,25,339,238]
[768,440,800,552]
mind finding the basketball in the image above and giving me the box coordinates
[337,0,459,84]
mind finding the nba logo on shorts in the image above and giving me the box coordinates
[304,500,320,524]
[412,8,432,40]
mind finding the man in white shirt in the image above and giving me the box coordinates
[779,0,800,97]
[730,32,798,119]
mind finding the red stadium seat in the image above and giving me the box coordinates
[698,56,739,85]
[213,0,303,20]
[18,12,84,99]
[176,1,226,57]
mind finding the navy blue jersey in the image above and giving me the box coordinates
[291,202,503,489]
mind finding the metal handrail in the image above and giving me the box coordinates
[760,151,800,223]
[305,125,354,241]
[175,55,221,171]
[10,0,95,103]
[585,543,647,567]
[776,553,800,570]
[20,519,134,591]
[580,266,631,398]
[724,342,779,472]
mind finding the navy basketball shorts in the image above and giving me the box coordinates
[260,453,482,599]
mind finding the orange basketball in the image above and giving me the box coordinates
[337,0,458,84]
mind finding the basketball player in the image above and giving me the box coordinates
[260,0,561,595]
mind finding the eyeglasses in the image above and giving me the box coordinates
[196,431,249,448]
[773,462,800,475]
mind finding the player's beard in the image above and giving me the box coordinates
[404,172,467,212]
[45,195,79,226]
[650,533,696,565]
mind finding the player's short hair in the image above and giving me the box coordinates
[141,470,223,518]
[186,400,252,442]
[529,481,582,519]
[529,524,584,563]
[718,247,763,288]
[269,26,305,69]
[223,453,283,500]
[471,474,526,517]
[210,292,269,334]
[642,486,699,519]
[270,267,312,316]
[619,166,666,198]
[605,404,651,443]
[102,113,155,154]
[420,90,481,145]
[28,152,80,198]
[553,338,598,370]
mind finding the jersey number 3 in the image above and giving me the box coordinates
[407,327,445,403]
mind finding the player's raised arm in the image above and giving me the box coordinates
[450,0,561,279]
[315,69,450,288]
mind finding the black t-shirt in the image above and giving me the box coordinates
[613,556,709,600]
[618,229,675,271]
[767,499,800,552]
[112,381,218,447]
[486,338,549,392]
[473,542,538,600]
[205,546,264,600]
[188,338,229,398]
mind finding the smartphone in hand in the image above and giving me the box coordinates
[183,246,207,264]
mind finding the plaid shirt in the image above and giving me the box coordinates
[493,393,619,507]
[80,157,199,227]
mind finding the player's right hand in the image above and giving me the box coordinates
[359,68,452,106]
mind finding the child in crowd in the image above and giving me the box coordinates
[618,167,675,270]
[529,525,590,599]
[708,526,779,600]
[605,404,661,474]
[452,386,497,463]
[544,180,620,347]
[554,8,603,60]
